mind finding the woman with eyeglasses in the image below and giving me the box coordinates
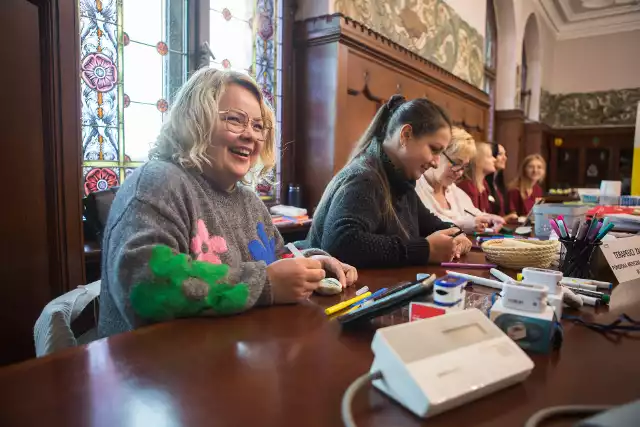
[98,68,356,337]
[416,128,505,233]
[306,95,473,269]
[457,140,498,215]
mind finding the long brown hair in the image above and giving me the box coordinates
[347,95,451,236]
[466,141,492,189]
[509,154,546,199]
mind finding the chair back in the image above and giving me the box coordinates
[84,187,119,246]
[33,281,101,357]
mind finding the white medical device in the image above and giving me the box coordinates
[502,281,547,313]
[369,309,534,418]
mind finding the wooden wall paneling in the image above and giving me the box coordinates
[294,14,490,211]
[578,148,587,187]
[1,0,84,365]
[524,122,550,158]
[294,40,339,211]
[334,43,357,175]
[495,109,525,184]
[549,138,559,188]
[279,0,296,202]
[611,147,621,181]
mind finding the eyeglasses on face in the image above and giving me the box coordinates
[218,108,272,142]
[442,151,469,173]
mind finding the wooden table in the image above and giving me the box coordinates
[1,252,639,427]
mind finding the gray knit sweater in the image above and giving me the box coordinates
[98,160,319,337]
[307,141,450,268]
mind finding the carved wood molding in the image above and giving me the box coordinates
[495,109,526,121]
[295,13,490,108]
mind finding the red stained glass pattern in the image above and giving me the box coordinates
[84,167,119,195]
[156,41,168,56]
[81,52,118,93]
[80,0,188,194]
[156,99,168,112]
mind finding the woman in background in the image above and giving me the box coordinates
[507,154,546,216]
[486,143,518,223]
[457,141,496,213]
[416,127,504,233]
[307,95,472,269]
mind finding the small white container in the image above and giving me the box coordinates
[533,204,590,238]
[600,180,622,197]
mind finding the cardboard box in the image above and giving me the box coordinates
[490,298,557,354]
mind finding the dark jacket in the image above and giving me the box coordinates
[306,141,450,268]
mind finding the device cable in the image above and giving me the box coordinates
[524,404,613,427]
[341,371,383,427]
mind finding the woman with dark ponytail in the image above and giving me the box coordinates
[306,96,472,269]
[485,144,510,219]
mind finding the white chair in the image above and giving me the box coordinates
[33,280,101,357]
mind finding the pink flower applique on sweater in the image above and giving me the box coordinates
[190,219,228,264]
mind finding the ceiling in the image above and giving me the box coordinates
[539,0,640,39]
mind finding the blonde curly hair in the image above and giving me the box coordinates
[149,68,276,184]
[447,127,477,160]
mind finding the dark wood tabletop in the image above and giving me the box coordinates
[1,251,639,427]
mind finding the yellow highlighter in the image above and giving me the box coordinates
[324,292,371,316]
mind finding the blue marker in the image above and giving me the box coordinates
[349,287,388,309]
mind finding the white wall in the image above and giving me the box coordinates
[494,0,556,114]
[550,30,640,94]
[443,0,487,39]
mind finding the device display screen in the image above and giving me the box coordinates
[442,323,487,347]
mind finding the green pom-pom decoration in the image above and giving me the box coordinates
[130,245,249,321]
[207,283,250,315]
[130,280,209,321]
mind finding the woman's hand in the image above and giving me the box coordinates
[473,216,490,232]
[453,234,472,257]
[426,228,459,263]
[267,258,326,303]
[503,213,519,224]
[310,255,358,288]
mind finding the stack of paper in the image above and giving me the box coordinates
[607,214,640,232]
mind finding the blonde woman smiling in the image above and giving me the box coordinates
[98,69,355,337]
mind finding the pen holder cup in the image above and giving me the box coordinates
[558,238,602,279]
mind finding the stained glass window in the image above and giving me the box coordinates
[79,0,188,195]
[209,0,282,201]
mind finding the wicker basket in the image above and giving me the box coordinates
[481,239,560,269]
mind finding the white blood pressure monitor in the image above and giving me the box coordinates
[370,309,534,418]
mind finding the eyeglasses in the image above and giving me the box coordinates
[218,108,272,142]
[442,151,469,173]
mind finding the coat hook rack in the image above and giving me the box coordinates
[347,71,385,106]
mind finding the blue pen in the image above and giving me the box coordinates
[602,217,610,229]
[349,287,388,308]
